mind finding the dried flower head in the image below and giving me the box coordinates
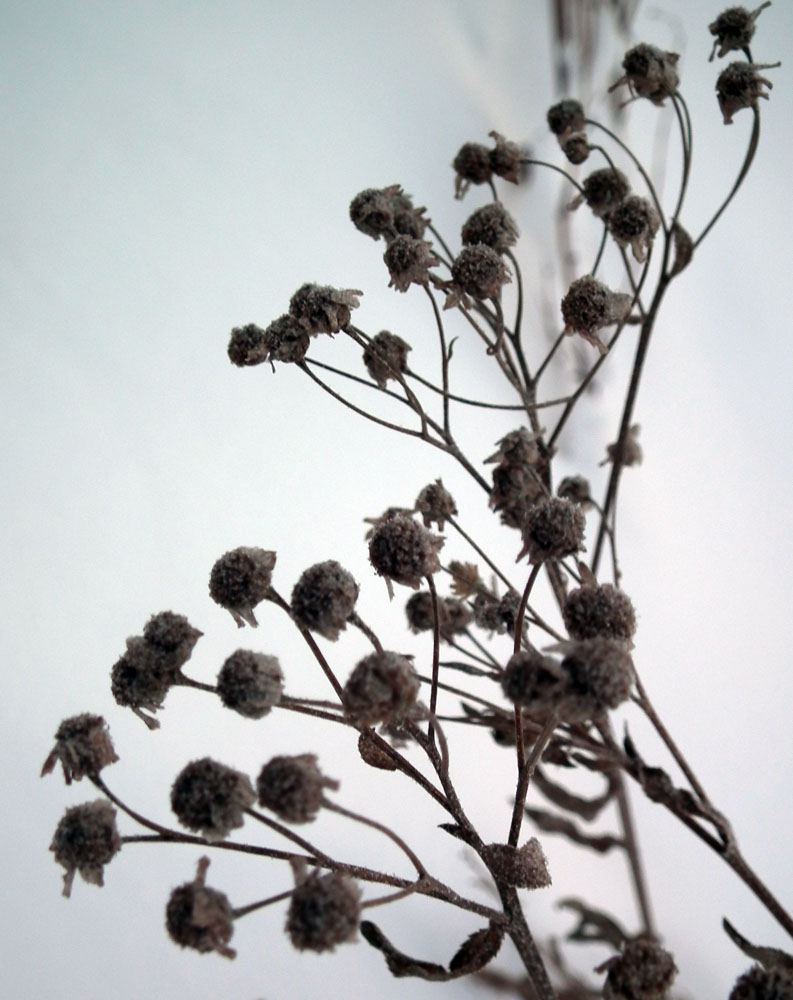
[349,185,428,242]
[209,547,276,627]
[288,283,362,335]
[216,650,283,719]
[488,130,522,183]
[547,99,586,139]
[484,839,551,889]
[602,423,643,467]
[561,275,632,355]
[143,611,203,668]
[405,591,471,641]
[561,132,590,165]
[383,234,441,292]
[452,142,492,198]
[609,196,661,263]
[519,497,585,564]
[461,202,519,254]
[343,651,420,726]
[709,4,771,61]
[447,560,482,598]
[569,168,631,219]
[256,753,338,823]
[729,963,793,1000]
[166,857,235,959]
[286,871,361,952]
[487,427,543,467]
[227,323,270,367]
[563,584,637,643]
[170,757,255,841]
[557,475,592,507]
[362,330,411,389]
[414,478,457,530]
[490,462,546,529]
[716,60,778,124]
[501,649,568,713]
[50,799,121,897]
[260,314,311,365]
[600,936,677,999]
[110,635,180,729]
[368,512,444,596]
[557,638,634,721]
[472,590,523,636]
[290,560,359,641]
[42,713,119,784]
[609,43,680,106]
[446,244,511,308]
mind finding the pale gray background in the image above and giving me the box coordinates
[4,1,793,998]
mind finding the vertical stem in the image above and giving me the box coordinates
[425,573,442,746]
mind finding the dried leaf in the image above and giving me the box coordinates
[558,898,627,949]
[361,920,503,981]
[525,807,623,854]
[670,221,693,276]
[534,766,617,821]
[723,918,793,971]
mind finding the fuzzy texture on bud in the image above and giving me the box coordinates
[570,168,631,219]
[484,839,551,889]
[349,185,428,242]
[728,964,793,1000]
[256,753,338,823]
[414,478,457,530]
[609,43,680,106]
[601,936,677,999]
[557,475,592,507]
[547,99,586,139]
[42,713,119,784]
[405,591,472,642]
[448,244,511,305]
[209,547,276,628]
[519,497,585,563]
[608,196,661,263]
[50,799,121,897]
[363,330,411,389]
[558,638,634,721]
[561,132,590,165]
[461,202,519,254]
[561,275,632,355]
[286,871,361,952]
[472,590,522,636]
[501,649,568,713]
[563,584,637,642]
[143,611,203,667]
[368,513,443,594]
[603,423,643,467]
[290,560,359,641]
[260,314,311,365]
[709,4,771,62]
[343,651,420,726]
[110,634,184,728]
[227,323,270,367]
[452,142,492,198]
[216,650,283,719]
[170,758,255,841]
[716,60,777,124]
[166,857,235,959]
[488,130,522,183]
[288,283,361,335]
[383,234,441,292]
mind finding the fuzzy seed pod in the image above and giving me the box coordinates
[256,753,338,823]
[405,591,471,642]
[501,649,568,712]
[461,202,519,254]
[709,4,771,62]
[286,871,361,952]
[143,611,203,669]
[290,560,359,641]
[557,475,592,507]
[609,43,680,106]
[716,60,777,124]
[452,142,492,198]
[216,650,283,719]
[488,130,522,183]
[50,799,121,897]
[368,513,444,594]
[569,168,631,219]
[343,651,420,726]
[288,283,362,335]
[449,244,511,302]
[383,234,441,292]
[166,857,235,959]
[603,424,643,467]
[110,635,179,728]
[484,839,551,889]
[564,584,637,643]
[561,132,590,165]
[42,713,119,784]
[414,478,457,530]
[227,323,270,367]
[608,196,661,263]
[561,275,632,355]
[363,330,411,389]
[260,314,311,364]
[349,185,426,242]
[209,547,276,628]
[546,99,586,139]
[170,758,255,841]
[601,936,677,999]
[519,497,585,564]
[729,964,793,1000]
[558,638,634,721]
[487,427,543,466]
[472,590,523,636]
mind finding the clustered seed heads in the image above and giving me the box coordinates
[170,757,255,841]
[349,185,428,242]
[259,314,311,366]
[256,753,338,823]
[483,839,552,889]
[716,60,778,124]
[709,4,771,62]
[368,512,444,596]
[289,282,362,335]
[546,98,589,164]
[461,202,519,254]
[362,330,411,388]
[41,713,119,784]
[216,650,283,719]
[286,871,361,952]
[610,43,680,106]
[405,590,471,641]
[487,428,547,529]
[342,651,420,726]
[561,275,632,355]
[208,546,276,627]
[50,799,121,898]
[599,936,677,999]
[452,131,522,198]
[290,560,359,641]
[519,496,585,564]
[472,589,522,636]
[166,857,236,959]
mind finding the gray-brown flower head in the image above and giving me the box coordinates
[484,839,551,890]
[729,964,793,1000]
[368,512,444,596]
[383,234,441,292]
[362,330,411,389]
[144,611,203,667]
[414,478,457,530]
[209,546,276,627]
[288,283,362,335]
[561,131,590,165]
[166,857,235,959]
[170,757,255,841]
[609,43,680,106]
[561,275,632,355]
[256,753,338,823]
[405,591,471,642]
[547,99,586,140]
[519,496,585,564]
[608,196,661,263]
[216,650,283,719]
[290,560,359,641]
[716,60,778,124]
[564,584,637,643]
[446,244,511,309]
[452,141,492,198]
[557,474,592,508]
[569,168,631,220]
[227,323,270,367]
[556,638,634,722]
[602,423,643,467]
[50,799,121,898]
[600,936,677,1000]
[461,202,519,254]
[472,589,522,637]
[709,4,771,61]
[487,428,547,530]
[488,130,522,184]
[260,314,311,365]
[501,648,568,714]
[349,185,428,242]
[42,713,119,784]
[286,871,361,952]
[343,651,420,726]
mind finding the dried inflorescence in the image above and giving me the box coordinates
[716,60,778,124]
[484,839,552,889]
[216,650,283,719]
[290,560,359,641]
[461,202,519,254]
[289,283,362,335]
[405,590,471,642]
[362,330,411,388]
[368,512,444,595]
[166,857,236,959]
[570,168,631,220]
[170,757,255,840]
[414,478,457,530]
[556,638,634,721]
[563,583,637,643]
[259,314,311,365]
[557,475,592,507]
[452,131,522,198]
[728,963,793,999]
[342,651,420,726]
[609,196,661,263]
[610,43,680,106]
[547,99,586,140]
[227,322,271,367]
[603,423,643,467]
[349,185,428,242]
[41,713,119,784]
[501,648,568,714]
[472,590,522,637]
[600,936,677,999]
[709,4,771,61]
[487,428,547,530]
[519,497,585,564]
[445,244,511,309]
[50,799,121,898]
[383,234,441,292]
[561,275,632,355]
[256,753,338,823]
[286,871,361,952]
[209,547,276,627]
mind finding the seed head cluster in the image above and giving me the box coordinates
[216,650,284,719]
[289,282,362,335]
[349,185,427,242]
[362,330,411,388]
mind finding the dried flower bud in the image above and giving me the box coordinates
[557,638,634,721]
[405,591,471,641]
[256,753,338,823]
[170,758,255,840]
[716,60,778,124]
[487,427,543,466]
[143,611,203,669]
[461,202,519,254]
[368,513,443,595]
[561,275,632,355]
[608,196,661,263]
[286,871,361,952]
[472,590,523,636]
[357,729,398,770]
[729,964,793,1000]
[452,142,492,198]
[448,560,482,598]
[569,168,631,219]
[488,130,522,183]
[42,713,119,784]
[547,99,586,139]
[209,547,276,628]
[557,475,592,507]
[448,244,511,304]
[110,635,179,729]
[290,560,359,641]
[166,857,235,959]
[343,651,420,726]
[600,936,677,999]
[609,43,680,106]
[501,649,567,712]
[288,283,362,335]
[50,799,121,897]
[227,323,270,367]
[261,314,310,365]
[490,462,546,529]
[414,478,457,530]
[363,330,411,389]
[484,839,551,889]
[350,185,429,242]
[561,131,590,165]
[444,597,473,636]
[602,423,643,467]
[519,497,585,564]
[216,650,283,719]
[564,584,637,642]
[383,234,441,292]
[709,4,771,61]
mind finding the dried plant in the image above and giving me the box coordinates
[42,4,791,998]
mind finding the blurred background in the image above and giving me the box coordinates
[4,1,793,997]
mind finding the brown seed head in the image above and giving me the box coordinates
[350,185,428,242]
[564,584,636,642]
[286,871,361,952]
[450,244,511,302]
[452,142,492,198]
[709,4,771,62]
[601,936,677,999]
[610,43,680,106]
[502,649,568,713]
[570,168,631,219]
[557,475,592,507]
[216,650,283,719]
[143,611,202,668]
[50,799,121,897]
[488,130,522,183]
[362,330,411,389]
[519,497,585,563]
[461,202,519,254]
[343,651,420,726]
[383,234,441,292]
[561,275,632,354]
[256,753,338,823]
[547,99,586,139]
[166,857,235,959]
[561,131,590,165]
[558,638,634,721]
[716,60,777,124]
[227,323,270,367]
[170,758,255,840]
[209,547,276,627]
[729,964,793,1000]
[260,314,311,365]
[42,713,119,784]
[609,196,661,263]
[414,478,457,530]
[288,283,362,335]
[368,513,444,593]
[290,560,359,641]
